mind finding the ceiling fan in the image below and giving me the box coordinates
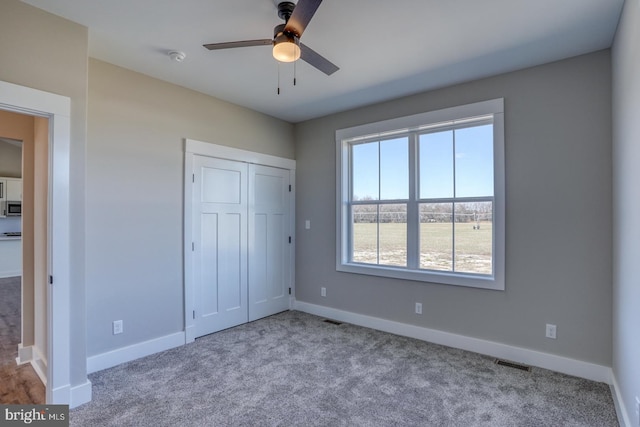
[203,0,339,76]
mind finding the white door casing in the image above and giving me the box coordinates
[0,80,79,405]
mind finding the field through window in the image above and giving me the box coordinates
[352,202,492,274]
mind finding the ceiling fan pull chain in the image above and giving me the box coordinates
[277,62,281,95]
[294,59,297,86]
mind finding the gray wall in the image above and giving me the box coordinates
[294,50,612,366]
[0,0,89,387]
[612,0,640,423]
[0,140,22,177]
[86,59,294,356]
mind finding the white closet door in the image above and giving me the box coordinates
[193,155,248,337]
[248,164,291,321]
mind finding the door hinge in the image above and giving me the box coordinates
[289,185,291,192]
[48,275,53,285]
[192,242,195,251]
[288,236,292,244]
[193,310,196,319]
[192,174,195,183]
[288,287,291,295]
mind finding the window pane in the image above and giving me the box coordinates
[455,124,494,197]
[352,204,378,264]
[352,142,379,201]
[380,137,408,200]
[419,131,454,199]
[454,202,493,274]
[419,203,453,271]
[379,204,407,266]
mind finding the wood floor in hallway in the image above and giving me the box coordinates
[0,276,45,404]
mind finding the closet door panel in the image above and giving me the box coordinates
[248,165,291,321]
[193,156,248,337]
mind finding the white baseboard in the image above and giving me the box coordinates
[31,360,46,386]
[15,344,47,385]
[49,384,70,406]
[87,332,186,374]
[70,380,92,409]
[16,344,90,408]
[31,346,47,385]
[293,300,612,384]
[14,344,91,408]
[611,374,632,427]
[185,325,195,344]
[16,343,32,365]
[47,380,92,408]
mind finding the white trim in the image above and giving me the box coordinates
[186,139,296,170]
[184,149,195,344]
[49,384,71,406]
[15,344,48,387]
[293,301,612,384]
[31,360,47,385]
[288,169,296,307]
[86,332,186,374]
[48,111,72,402]
[70,380,92,409]
[0,81,70,117]
[611,374,633,427]
[185,325,196,344]
[336,99,504,141]
[16,343,33,365]
[0,80,74,406]
[31,346,47,385]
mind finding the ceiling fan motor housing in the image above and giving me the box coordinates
[274,2,299,48]
[273,23,297,43]
[277,2,296,22]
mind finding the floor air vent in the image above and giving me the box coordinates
[494,359,531,372]
[323,319,343,325]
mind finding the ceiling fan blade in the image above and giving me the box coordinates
[203,39,272,50]
[300,43,339,76]
[284,0,323,38]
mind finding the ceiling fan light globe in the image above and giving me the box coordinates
[273,40,301,62]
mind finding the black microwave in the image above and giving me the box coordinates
[3,201,21,217]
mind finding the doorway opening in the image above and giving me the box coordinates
[0,110,50,403]
[0,80,78,405]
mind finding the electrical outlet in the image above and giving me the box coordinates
[320,287,326,297]
[305,220,311,230]
[545,324,557,339]
[415,302,423,315]
[113,320,123,335]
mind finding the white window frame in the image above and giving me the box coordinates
[336,99,505,290]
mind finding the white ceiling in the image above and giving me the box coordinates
[22,0,623,123]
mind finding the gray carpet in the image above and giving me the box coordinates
[0,276,21,365]
[71,311,618,427]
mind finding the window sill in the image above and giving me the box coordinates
[336,262,504,291]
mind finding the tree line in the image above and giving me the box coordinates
[352,202,492,224]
